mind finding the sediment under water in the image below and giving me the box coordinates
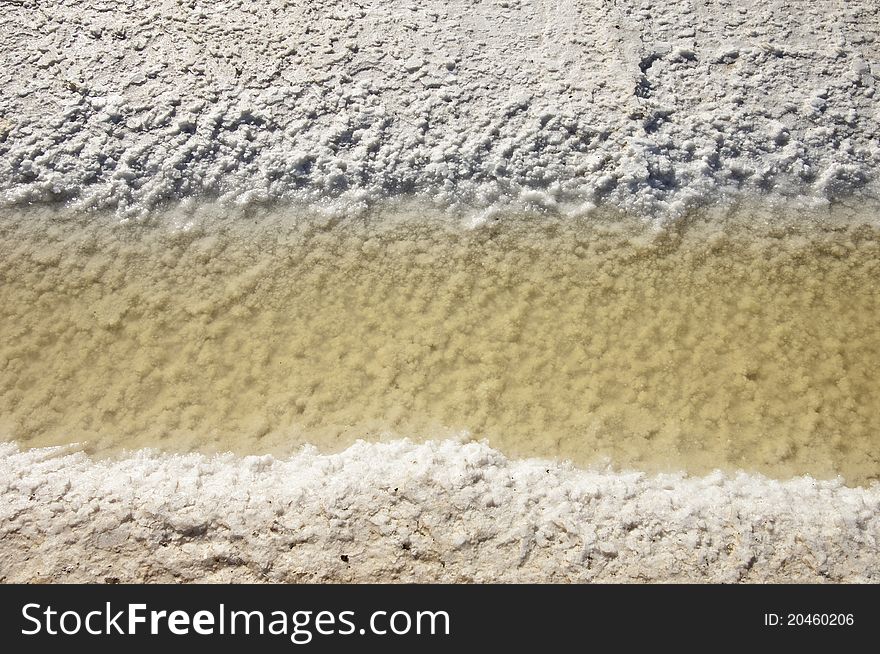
[1,204,879,484]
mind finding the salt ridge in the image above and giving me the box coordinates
[0,0,878,218]
[1,440,877,583]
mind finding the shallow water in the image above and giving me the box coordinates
[1,204,879,484]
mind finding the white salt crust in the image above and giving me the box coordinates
[0,0,878,218]
[1,441,878,583]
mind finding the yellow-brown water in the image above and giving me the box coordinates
[2,204,879,484]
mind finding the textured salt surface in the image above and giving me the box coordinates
[0,0,878,217]
[1,440,878,583]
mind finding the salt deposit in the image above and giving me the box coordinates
[0,0,878,218]
[1,0,880,583]
[1,440,878,583]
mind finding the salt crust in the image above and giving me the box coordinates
[1,440,877,582]
[0,0,878,218]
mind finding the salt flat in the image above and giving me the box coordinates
[1,1,878,583]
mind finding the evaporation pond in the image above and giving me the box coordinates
[2,205,879,484]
